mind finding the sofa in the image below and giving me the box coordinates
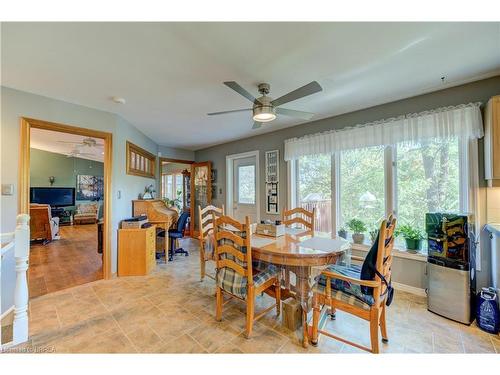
[74,202,99,225]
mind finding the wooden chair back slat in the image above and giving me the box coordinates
[198,204,225,243]
[216,244,246,262]
[215,231,245,247]
[213,214,252,280]
[218,259,247,276]
[282,207,315,231]
[374,215,396,301]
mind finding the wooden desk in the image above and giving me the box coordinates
[118,226,156,276]
[251,229,350,347]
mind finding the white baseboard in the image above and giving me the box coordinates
[393,282,427,297]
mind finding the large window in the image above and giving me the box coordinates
[297,154,332,233]
[396,138,460,232]
[162,173,183,203]
[339,146,385,233]
[293,138,464,251]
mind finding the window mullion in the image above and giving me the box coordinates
[333,152,341,235]
[384,146,395,217]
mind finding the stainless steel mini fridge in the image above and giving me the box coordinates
[427,258,472,324]
[425,213,476,324]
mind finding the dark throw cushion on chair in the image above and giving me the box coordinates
[360,226,393,296]
[316,263,375,306]
[360,232,379,296]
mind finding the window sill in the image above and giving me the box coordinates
[350,242,427,262]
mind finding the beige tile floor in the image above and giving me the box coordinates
[6,238,500,354]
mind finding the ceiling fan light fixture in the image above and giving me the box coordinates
[252,106,276,123]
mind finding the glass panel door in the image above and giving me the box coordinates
[190,161,212,235]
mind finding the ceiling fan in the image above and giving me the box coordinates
[208,81,323,129]
[57,137,103,149]
[65,147,98,159]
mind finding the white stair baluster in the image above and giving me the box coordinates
[12,214,30,345]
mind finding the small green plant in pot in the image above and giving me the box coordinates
[338,227,347,239]
[346,219,367,244]
[396,224,425,253]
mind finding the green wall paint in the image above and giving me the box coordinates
[30,148,104,190]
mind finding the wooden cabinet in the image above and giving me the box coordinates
[118,226,156,276]
[484,95,500,185]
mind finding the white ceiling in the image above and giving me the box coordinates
[30,128,104,162]
[2,22,500,151]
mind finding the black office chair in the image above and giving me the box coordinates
[168,211,190,261]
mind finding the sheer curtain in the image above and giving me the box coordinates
[284,103,483,161]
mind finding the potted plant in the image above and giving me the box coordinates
[338,227,347,239]
[396,224,425,253]
[346,219,367,244]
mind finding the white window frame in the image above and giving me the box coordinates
[288,138,469,243]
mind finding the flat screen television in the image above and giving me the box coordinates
[30,187,76,207]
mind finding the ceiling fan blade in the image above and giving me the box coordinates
[207,108,252,116]
[252,122,262,130]
[271,81,322,107]
[223,81,260,103]
[275,107,315,120]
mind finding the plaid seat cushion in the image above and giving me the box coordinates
[314,263,375,307]
[312,283,372,310]
[216,265,279,299]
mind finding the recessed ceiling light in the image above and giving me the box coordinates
[111,96,126,104]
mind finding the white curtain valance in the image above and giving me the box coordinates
[284,102,483,161]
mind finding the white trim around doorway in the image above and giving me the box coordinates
[226,150,260,223]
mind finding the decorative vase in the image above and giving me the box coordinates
[405,238,422,253]
[352,233,365,244]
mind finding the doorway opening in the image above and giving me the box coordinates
[19,118,112,299]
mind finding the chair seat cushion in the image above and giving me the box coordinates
[168,230,183,239]
[312,284,372,310]
[216,265,278,299]
[314,263,375,307]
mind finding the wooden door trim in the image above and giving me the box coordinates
[190,161,212,236]
[225,150,260,223]
[19,117,113,280]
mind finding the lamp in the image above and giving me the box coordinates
[252,106,276,122]
[252,95,276,123]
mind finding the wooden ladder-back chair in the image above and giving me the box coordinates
[310,214,397,353]
[282,207,316,231]
[198,204,224,281]
[213,214,281,338]
[282,207,316,289]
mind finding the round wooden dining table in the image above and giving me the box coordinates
[251,228,350,347]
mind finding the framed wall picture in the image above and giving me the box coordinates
[265,150,280,214]
[76,175,104,201]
